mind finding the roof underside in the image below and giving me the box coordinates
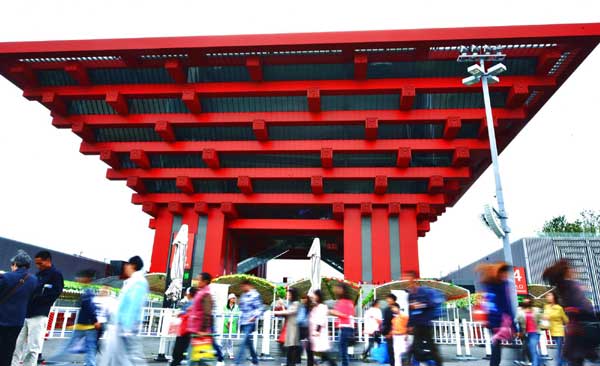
[0,23,598,234]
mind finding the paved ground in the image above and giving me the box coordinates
[40,338,570,366]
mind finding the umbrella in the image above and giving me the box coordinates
[307,238,321,294]
[165,224,188,302]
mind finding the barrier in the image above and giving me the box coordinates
[46,306,557,360]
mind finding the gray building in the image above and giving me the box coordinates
[443,236,600,306]
[0,236,109,280]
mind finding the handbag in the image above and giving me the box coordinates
[371,341,389,364]
[189,336,215,363]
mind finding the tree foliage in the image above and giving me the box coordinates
[542,210,600,234]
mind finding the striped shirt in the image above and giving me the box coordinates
[239,289,264,325]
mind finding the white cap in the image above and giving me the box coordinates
[228,293,237,299]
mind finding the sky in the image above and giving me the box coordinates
[0,0,598,281]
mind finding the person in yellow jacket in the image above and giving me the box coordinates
[391,304,409,366]
[542,291,568,366]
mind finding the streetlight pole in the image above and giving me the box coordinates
[459,46,517,312]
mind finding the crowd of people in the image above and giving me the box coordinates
[1,247,599,366]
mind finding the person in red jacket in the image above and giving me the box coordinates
[170,287,197,366]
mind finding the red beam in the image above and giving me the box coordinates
[106,91,128,115]
[320,147,333,169]
[65,63,90,85]
[9,64,37,86]
[311,176,323,194]
[396,147,411,168]
[155,120,175,142]
[127,176,146,193]
[164,59,186,84]
[371,207,391,283]
[228,219,342,231]
[107,166,471,180]
[176,176,194,194]
[100,150,120,169]
[237,176,253,194]
[252,119,268,141]
[81,139,490,154]
[202,148,220,169]
[246,56,263,82]
[374,175,388,195]
[130,149,150,169]
[354,54,368,80]
[365,117,378,140]
[443,116,461,140]
[22,76,556,100]
[52,108,526,128]
[505,84,529,109]
[132,193,447,205]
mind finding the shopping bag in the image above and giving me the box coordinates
[372,341,389,364]
[189,336,216,363]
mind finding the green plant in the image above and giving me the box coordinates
[361,289,374,307]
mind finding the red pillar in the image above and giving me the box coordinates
[343,207,362,282]
[371,207,392,283]
[202,208,227,276]
[149,208,174,273]
[399,206,420,277]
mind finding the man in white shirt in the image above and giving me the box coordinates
[362,301,383,360]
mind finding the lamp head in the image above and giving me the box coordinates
[467,64,485,77]
[462,75,481,86]
[488,63,507,76]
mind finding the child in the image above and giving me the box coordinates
[391,304,409,366]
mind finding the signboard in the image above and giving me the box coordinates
[514,266,528,295]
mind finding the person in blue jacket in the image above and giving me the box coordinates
[49,269,100,366]
[12,250,64,366]
[0,250,38,366]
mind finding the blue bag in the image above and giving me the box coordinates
[371,341,389,364]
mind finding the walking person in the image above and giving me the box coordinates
[274,288,301,366]
[542,291,568,366]
[297,294,314,366]
[390,304,409,366]
[93,286,117,351]
[517,298,541,366]
[0,251,38,366]
[543,260,599,366]
[362,301,383,360]
[48,270,100,366]
[234,279,264,366]
[309,290,336,366]
[382,294,397,366]
[170,287,197,366]
[99,255,149,366]
[187,272,224,365]
[329,284,354,366]
[476,263,515,366]
[403,270,443,366]
[12,250,64,366]
[222,293,239,360]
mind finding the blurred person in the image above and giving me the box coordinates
[403,270,443,366]
[99,255,149,366]
[48,270,100,366]
[222,293,239,360]
[186,272,224,365]
[12,250,64,366]
[297,294,314,366]
[170,287,197,366]
[309,290,336,366]
[93,285,117,350]
[543,260,599,366]
[390,304,409,366]
[235,279,264,366]
[476,263,515,366]
[0,251,38,366]
[274,288,301,366]
[329,284,354,366]
[382,294,398,366]
[517,298,541,366]
[542,291,568,366]
[362,301,383,360]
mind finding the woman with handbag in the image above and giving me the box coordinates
[309,290,336,366]
[274,288,301,366]
[543,260,598,366]
[542,291,568,366]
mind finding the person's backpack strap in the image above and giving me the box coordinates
[0,273,30,305]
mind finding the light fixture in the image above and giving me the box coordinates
[467,64,485,77]
[462,75,481,86]
[488,63,507,76]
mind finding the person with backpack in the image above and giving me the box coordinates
[0,250,38,366]
[403,270,444,366]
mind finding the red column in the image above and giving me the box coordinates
[343,207,362,282]
[399,206,420,277]
[202,208,227,276]
[149,208,174,273]
[371,207,391,283]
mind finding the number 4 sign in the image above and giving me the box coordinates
[514,266,528,295]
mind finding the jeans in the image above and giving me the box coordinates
[0,325,22,366]
[338,327,353,366]
[11,316,48,366]
[527,332,540,366]
[554,336,564,366]
[386,338,395,366]
[490,340,502,366]
[235,323,258,365]
[49,329,98,366]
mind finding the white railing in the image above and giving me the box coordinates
[46,306,557,358]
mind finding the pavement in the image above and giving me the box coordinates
[40,338,566,366]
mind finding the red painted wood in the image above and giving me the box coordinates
[332,202,344,220]
[164,59,186,84]
[176,176,194,194]
[396,147,411,168]
[168,201,183,215]
[399,206,419,277]
[252,119,268,141]
[400,86,415,110]
[130,149,150,169]
[182,90,201,113]
[374,175,388,195]
[320,148,333,169]
[360,202,372,215]
[354,54,368,80]
[365,117,378,140]
[72,121,94,142]
[106,91,128,115]
[126,176,146,193]
[41,92,67,116]
[202,148,220,169]
[506,84,530,109]
[65,63,90,85]
[228,219,342,231]
[311,176,323,194]
[428,175,444,193]
[237,176,253,194]
[307,88,320,112]
[246,57,263,82]
[194,202,209,215]
[99,150,120,169]
[155,120,175,142]
[202,208,227,275]
[371,207,391,283]
[443,116,461,140]
[343,207,362,282]
[452,147,470,167]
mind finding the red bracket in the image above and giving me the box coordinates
[354,54,368,80]
[246,57,263,82]
[365,117,378,140]
[72,121,95,142]
[311,176,324,195]
[307,88,321,112]
[396,147,411,168]
[374,175,388,195]
[321,148,333,169]
[202,149,220,169]
[176,176,194,194]
[452,147,470,167]
[155,120,175,142]
[127,176,146,193]
[237,176,253,195]
[106,91,128,115]
[130,149,151,169]
[252,119,268,141]
[400,86,415,110]
[443,116,461,140]
[165,59,187,84]
[182,90,201,114]
[100,150,120,169]
[65,63,90,85]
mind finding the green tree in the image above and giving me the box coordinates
[542,210,600,234]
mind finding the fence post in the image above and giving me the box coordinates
[539,330,551,359]
[155,308,171,362]
[483,327,492,359]
[454,318,463,356]
[253,317,259,351]
[261,311,272,358]
[462,319,471,356]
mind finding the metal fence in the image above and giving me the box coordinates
[46,306,556,358]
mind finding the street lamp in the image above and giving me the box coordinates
[458,45,517,310]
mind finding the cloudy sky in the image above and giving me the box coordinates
[0,0,598,280]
